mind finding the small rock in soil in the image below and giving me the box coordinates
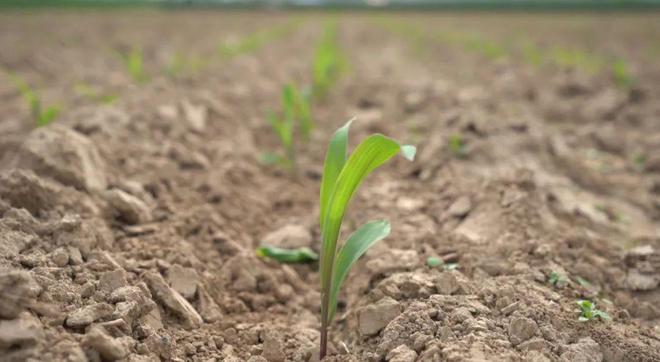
[105,189,152,225]
[182,100,208,132]
[508,315,539,346]
[98,269,129,294]
[559,337,602,362]
[51,247,70,267]
[386,344,418,362]
[0,315,43,354]
[358,297,402,336]
[261,330,285,362]
[366,249,418,275]
[143,271,202,329]
[65,303,114,328]
[0,269,41,319]
[261,224,312,249]
[197,285,222,323]
[624,269,659,291]
[14,125,107,192]
[83,325,131,361]
[447,196,472,218]
[166,264,199,300]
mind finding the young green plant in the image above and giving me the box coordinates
[264,84,314,169]
[318,120,415,359]
[312,23,346,100]
[118,47,148,83]
[8,73,60,127]
[576,300,611,322]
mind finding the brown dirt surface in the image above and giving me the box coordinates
[1,10,659,362]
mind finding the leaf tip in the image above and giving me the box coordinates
[401,145,416,161]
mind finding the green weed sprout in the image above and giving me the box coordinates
[549,271,568,288]
[318,121,415,359]
[8,73,60,127]
[576,300,611,322]
[612,59,634,89]
[74,83,117,104]
[256,246,318,263]
[312,23,346,100]
[118,47,147,83]
[265,84,314,169]
[449,134,467,158]
[426,256,458,270]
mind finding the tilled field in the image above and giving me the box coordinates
[0,10,659,362]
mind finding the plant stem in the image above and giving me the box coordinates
[320,317,328,359]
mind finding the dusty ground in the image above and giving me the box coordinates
[0,10,659,362]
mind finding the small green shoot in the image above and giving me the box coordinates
[8,72,60,127]
[449,134,467,158]
[426,256,459,270]
[118,47,148,83]
[549,271,568,288]
[576,300,611,322]
[576,277,591,287]
[318,120,415,359]
[74,83,118,104]
[312,23,346,100]
[612,59,634,89]
[256,245,318,263]
[265,84,314,169]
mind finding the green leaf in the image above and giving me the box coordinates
[426,256,443,267]
[319,120,352,230]
[320,131,412,325]
[256,245,318,263]
[328,220,390,321]
[37,105,60,127]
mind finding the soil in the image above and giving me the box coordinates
[1,10,659,362]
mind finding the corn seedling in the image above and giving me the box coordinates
[219,22,297,59]
[264,84,314,169]
[8,73,60,127]
[118,47,148,83]
[74,83,117,104]
[312,23,346,100]
[426,256,459,271]
[256,246,318,263]
[449,134,467,158]
[548,271,568,288]
[576,300,611,322]
[318,120,415,359]
[612,59,635,89]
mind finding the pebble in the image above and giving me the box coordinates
[358,297,402,336]
[65,303,114,327]
[83,325,131,360]
[105,189,152,225]
[386,344,418,362]
[52,248,69,267]
[447,196,472,218]
[143,271,202,329]
[166,264,199,300]
[508,316,539,346]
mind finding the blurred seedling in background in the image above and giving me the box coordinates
[256,245,318,263]
[219,21,298,59]
[263,84,314,170]
[449,134,468,158]
[117,47,148,83]
[548,271,568,288]
[612,59,635,89]
[312,22,347,100]
[426,256,459,270]
[318,120,415,359]
[165,52,206,78]
[8,72,60,127]
[74,83,118,104]
[576,300,611,322]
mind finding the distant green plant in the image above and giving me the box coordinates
[520,40,543,67]
[318,120,415,359]
[8,73,60,127]
[74,83,117,104]
[612,59,635,88]
[312,23,346,100]
[549,271,568,287]
[165,52,206,78]
[449,134,467,158]
[264,84,314,169]
[118,47,148,83]
[576,300,611,322]
[426,256,458,270]
[256,245,318,263]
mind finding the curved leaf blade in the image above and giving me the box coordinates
[328,220,390,321]
[319,119,352,229]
